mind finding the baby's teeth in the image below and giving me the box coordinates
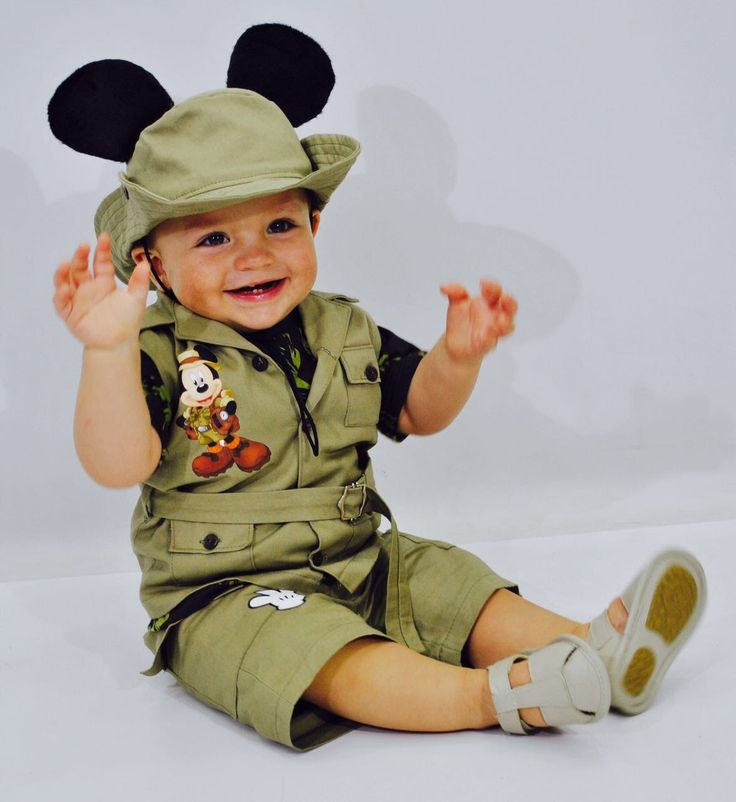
[233,279,279,294]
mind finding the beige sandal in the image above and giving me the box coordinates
[488,635,611,734]
[587,549,706,715]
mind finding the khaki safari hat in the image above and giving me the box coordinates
[95,89,359,280]
[48,24,360,282]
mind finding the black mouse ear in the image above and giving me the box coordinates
[48,60,174,162]
[226,23,335,127]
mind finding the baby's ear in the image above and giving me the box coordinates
[310,209,321,236]
[48,60,174,162]
[226,23,335,127]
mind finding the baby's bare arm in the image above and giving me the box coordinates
[398,280,517,435]
[53,234,161,486]
[74,342,162,487]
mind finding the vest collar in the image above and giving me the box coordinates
[140,292,355,368]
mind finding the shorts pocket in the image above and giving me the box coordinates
[339,345,381,427]
[169,520,255,584]
[399,532,455,550]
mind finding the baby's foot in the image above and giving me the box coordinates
[488,636,610,734]
[606,596,628,635]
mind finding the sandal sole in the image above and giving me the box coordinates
[611,551,706,714]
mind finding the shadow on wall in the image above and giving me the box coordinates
[322,86,580,344]
[0,87,732,565]
[0,148,139,546]
[320,87,735,530]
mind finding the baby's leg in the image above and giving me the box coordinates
[305,550,703,733]
[467,589,584,666]
[304,584,619,733]
[465,589,627,667]
[304,634,544,731]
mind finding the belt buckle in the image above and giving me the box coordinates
[338,481,367,523]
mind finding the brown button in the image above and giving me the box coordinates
[365,365,379,382]
[202,533,220,551]
[252,355,268,372]
[312,552,324,566]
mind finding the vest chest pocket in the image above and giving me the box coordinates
[339,345,381,427]
[168,520,255,584]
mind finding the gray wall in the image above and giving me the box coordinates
[2,0,734,579]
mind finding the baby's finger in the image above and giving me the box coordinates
[69,242,90,267]
[53,260,72,289]
[500,293,518,316]
[480,279,502,306]
[492,312,516,338]
[92,232,115,279]
[69,244,92,288]
[440,283,470,303]
[468,297,497,351]
[52,282,72,318]
[53,261,79,321]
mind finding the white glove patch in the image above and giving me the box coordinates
[248,588,306,611]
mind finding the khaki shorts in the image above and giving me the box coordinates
[162,532,516,750]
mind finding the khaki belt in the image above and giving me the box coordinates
[145,479,370,524]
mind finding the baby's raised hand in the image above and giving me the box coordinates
[440,279,517,362]
[53,233,150,350]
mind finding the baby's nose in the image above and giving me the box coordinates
[233,239,274,270]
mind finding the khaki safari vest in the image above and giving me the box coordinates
[133,292,423,670]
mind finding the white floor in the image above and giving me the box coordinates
[3,520,733,802]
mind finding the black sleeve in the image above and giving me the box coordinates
[377,326,426,442]
[140,350,174,449]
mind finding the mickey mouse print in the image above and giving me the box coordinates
[175,345,271,478]
[248,589,306,611]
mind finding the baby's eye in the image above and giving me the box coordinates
[197,232,229,247]
[267,218,296,234]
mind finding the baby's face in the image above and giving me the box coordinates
[135,190,320,332]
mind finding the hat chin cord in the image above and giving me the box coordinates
[142,238,179,302]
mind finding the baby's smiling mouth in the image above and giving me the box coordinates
[226,279,285,298]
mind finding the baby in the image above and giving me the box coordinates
[50,24,705,750]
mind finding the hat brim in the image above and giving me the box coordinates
[96,133,360,282]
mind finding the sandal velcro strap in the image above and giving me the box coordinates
[587,609,619,672]
[488,635,611,735]
[489,657,537,734]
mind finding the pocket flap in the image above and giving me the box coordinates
[340,345,381,385]
[170,520,254,554]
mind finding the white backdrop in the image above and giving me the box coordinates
[2,0,734,580]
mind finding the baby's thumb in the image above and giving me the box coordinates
[440,283,470,304]
[127,260,151,303]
